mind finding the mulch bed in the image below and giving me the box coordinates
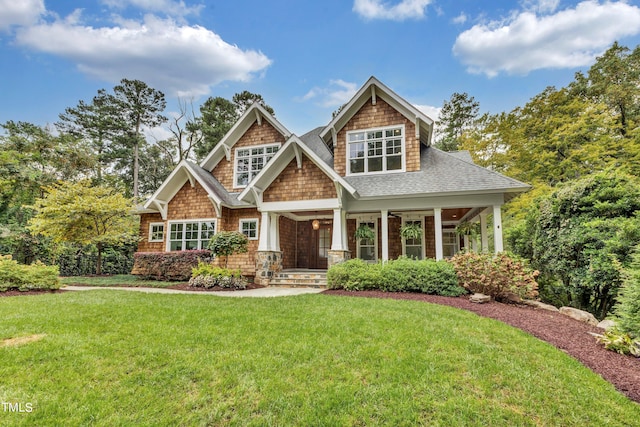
[323,289,640,404]
[0,289,68,297]
[166,282,265,292]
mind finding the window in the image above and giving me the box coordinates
[234,144,280,187]
[357,221,377,261]
[403,219,424,260]
[442,230,459,258]
[239,218,259,240]
[347,126,404,175]
[168,220,216,251]
[148,222,165,243]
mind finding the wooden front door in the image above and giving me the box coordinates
[296,220,331,269]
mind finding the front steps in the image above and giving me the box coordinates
[268,270,327,288]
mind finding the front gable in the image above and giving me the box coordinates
[263,153,337,203]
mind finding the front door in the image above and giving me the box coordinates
[312,225,331,269]
[296,220,331,269]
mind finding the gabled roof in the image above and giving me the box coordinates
[319,76,435,148]
[238,134,358,205]
[343,146,530,201]
[199,102,292,171]
[143,160,249,219]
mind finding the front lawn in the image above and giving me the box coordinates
[1,291,638,425]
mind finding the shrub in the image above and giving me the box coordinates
[450,252,539,301]
[131,250,212,281]
[327,257,466,296]
[208,232,248,268]
[596,328,640,357]
[0,255,60,292]
[614,248,640,338]
[189,262,247,290]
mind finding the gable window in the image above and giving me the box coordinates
[168,219,216,251]
[347,125,404,175]
[356,221,377,262]
[234,144,280,187]
[148,222,165,243]
[239,218,259,240]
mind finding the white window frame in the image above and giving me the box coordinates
[233,143,281,188]
[148,222,165,243]
[239,218,259,240]
[346,124,405,176]
[401,218,425,260]
[356,220,378,262]
[442,228,460,259]
[166,219,217,251]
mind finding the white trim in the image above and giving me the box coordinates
[239,218,259,240]
[166,218,217,251]
[346,124,406,176]
[401,217,425,260]
[260,198,341,213]
[233,142,281,189]
[148,222,165,243]
[434,208,443,260]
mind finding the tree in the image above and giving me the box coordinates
[615,247,640,338]
[27,181,139,275]
[435,92,480,151]
[196,91,274,160]
[207,231,248,268]
[163,97,203,164]
[111,79,167,199]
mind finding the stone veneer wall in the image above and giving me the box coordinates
[263,155,336,202]
[210,121,286,191]
[334,97,419,176]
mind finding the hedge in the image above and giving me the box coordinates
[131,250,212,281]
[0,255,60,292]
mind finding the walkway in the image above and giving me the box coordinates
[63,285,324,298]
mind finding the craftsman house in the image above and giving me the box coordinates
[136,77,530,285]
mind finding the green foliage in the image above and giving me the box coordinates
[327,257,465,296]
[189,261,246,289]
[132,250,212,281]
[516,171,640,318]
[435,92,480,151]
[399,222,423,240]
[207,231,249,268]
[596,328,640,357]
[450,252,539,301]
[0,255,60,292]
[354,224,375,240]
[614,248,640,338]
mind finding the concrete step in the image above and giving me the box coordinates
[269,271,327,288]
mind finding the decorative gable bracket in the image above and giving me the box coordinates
[222,144,232,161]
[207,195,222,218]
[154,199,168,220]
[292,144,302,169]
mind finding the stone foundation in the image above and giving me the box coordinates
[327,250,351,268]
[255,251,283,285]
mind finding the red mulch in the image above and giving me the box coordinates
[0,289,68,297]
[323,289,640,404]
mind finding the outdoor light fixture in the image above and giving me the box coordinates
[312,219,320,230]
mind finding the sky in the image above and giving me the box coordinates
[2,0,640,139]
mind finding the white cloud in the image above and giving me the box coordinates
[0,0,45,31]
[452,13,467,25]
[414,104,440,121]
[101,0,203,18]
[521,0,560,14]
[353,0,432,21]
[453,1,640,77]
[15,13,272,97]
[301,80,358,108]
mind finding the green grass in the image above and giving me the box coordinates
[1,291,638,426]
[59,274,177,288]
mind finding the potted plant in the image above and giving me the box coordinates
[354,224,375,241]
[455,222,480,237]
[400,222,423,240]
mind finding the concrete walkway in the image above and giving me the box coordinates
[63,285,324,298]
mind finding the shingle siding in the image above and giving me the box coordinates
[263,154,337,202]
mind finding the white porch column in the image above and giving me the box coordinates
[341,209,349,250]
[493,205,504,253]
[480,213,489,253]
[434,208,443,260]
[269,213,280,251]
[381,209,389,262]
[331,209,345,250]
[463,235,470,251]
[258,211,270,251]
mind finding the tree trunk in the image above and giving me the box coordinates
[96,242,103,276]
[133,140,139,199]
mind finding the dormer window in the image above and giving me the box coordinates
[234,143,280,187]
[347,125,404,175]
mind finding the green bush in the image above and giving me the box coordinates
[131,250,212,281]
[0,255,60,292]
[189,262,246,290]
[450,251,539,301]
[614,248,640,338]
[596,328,640,357]
[327,257,466,296]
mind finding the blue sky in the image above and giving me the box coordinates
[2,0,640,138]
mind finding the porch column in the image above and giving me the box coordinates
[341,209,349,250]
[381,209,389,262]
[269,213,280,251]
[434,208,443,260]
[258,211,270,251]
[480,213,489,253]
[331,208,344,250]
[493,205,504,253]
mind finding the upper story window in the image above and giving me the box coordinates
[347,125,404,175]
[234,143,280,187]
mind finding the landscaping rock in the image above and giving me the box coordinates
[559,307,599,326]
[597,319,617,330]
[522,300,560,312]
[470,293,491,304]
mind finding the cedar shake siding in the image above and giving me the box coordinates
[280,216,297,269]
[138,212,164,252]
[215,207,260,277]
[334,97,419,177]
[263,154,337,202]
[168,181,217,220]
[211,121,286,191]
